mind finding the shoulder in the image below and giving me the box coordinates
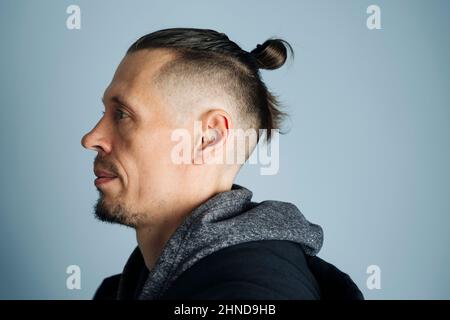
[93,274,121,300]
[306,255,364,300]
[161,240,321,300]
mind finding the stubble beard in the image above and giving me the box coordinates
[93,190,141,228]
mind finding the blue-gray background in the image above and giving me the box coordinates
[0,0,449,299]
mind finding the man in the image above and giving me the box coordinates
[81,28,363,300]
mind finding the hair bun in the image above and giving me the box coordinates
[250,38,294,70]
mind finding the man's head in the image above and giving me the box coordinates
[81,28,293,228]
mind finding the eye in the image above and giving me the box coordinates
[114,107,129,121]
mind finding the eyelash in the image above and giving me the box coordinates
[101,108,129,122]
[114,108,129,121]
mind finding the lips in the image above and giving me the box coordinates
[94,168,118,187]
[94,169,117,179]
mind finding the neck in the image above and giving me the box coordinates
[135,220,179,272]
[135,181,233,271]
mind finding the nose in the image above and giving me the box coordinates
[81,121,112,155]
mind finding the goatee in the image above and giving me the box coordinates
[94,191,139,228]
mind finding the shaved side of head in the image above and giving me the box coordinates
[151,50,257,130]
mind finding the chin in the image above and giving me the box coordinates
[93,193,139,228]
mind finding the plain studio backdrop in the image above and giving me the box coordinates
[0,0,449,299]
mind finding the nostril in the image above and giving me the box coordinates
[81,128,111,154]
[81,133,99,151]
[81,134,89,149]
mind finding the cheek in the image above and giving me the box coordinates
[117,124,135,146]
[134,133,178,177]
[133,145,182,201]
[120,125,182,186]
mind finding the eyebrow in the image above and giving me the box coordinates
[102,94,128,106]
[101,94,138,120]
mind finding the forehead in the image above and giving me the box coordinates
[103,49,176,105]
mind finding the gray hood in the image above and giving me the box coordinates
[117,183,324,299]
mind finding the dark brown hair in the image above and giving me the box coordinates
[127,28,294,143]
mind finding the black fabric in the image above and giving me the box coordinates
[93,240,363,300]
[160,240,320,300]
[93,274,121,300]
[305,255,365,300]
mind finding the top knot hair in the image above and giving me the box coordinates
[249,39,294,70]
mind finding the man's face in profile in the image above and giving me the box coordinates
[81,49,187,228]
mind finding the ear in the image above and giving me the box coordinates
[193,109,232,165]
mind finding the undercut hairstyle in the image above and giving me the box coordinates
[126,28,294,144]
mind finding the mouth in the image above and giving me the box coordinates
[94,169,118,187]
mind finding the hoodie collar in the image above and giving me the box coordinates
[117,183,323,300]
